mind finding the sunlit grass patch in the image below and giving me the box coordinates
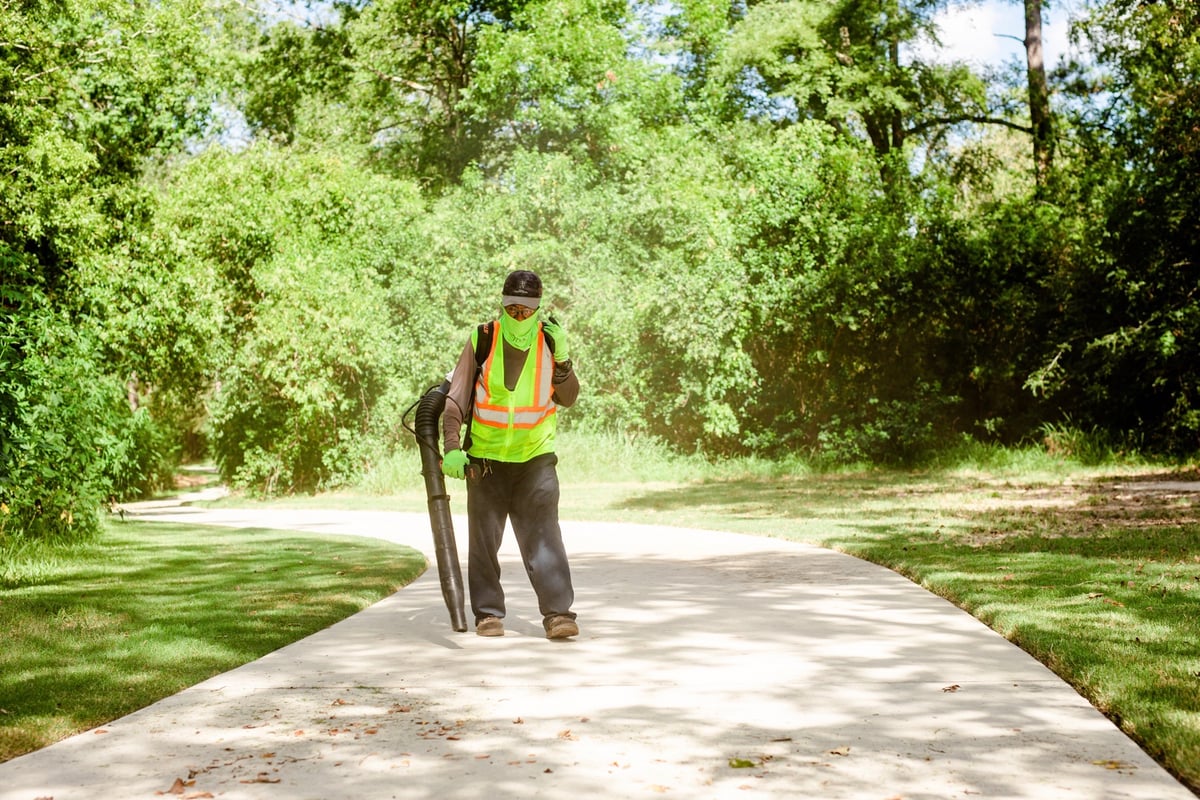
[0,519,425,762]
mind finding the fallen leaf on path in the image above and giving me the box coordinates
[94,729,109,735]
[513,717,524,724]
[239,773,281,784]
[558,729,578,740]
[770,737,792,742]
[728,758,756,769]
[828,746,851,756]
[942,684,961,693]
[166,777,187,794]
[1092,759,1135,770]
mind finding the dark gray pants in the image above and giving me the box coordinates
[466,453,575,625]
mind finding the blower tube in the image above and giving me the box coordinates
[412,381,468,632]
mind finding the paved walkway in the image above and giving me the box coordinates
[1,500,1194,800]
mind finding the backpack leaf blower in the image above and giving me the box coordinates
[404,381,468,632]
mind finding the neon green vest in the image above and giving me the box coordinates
[468,323,557,462]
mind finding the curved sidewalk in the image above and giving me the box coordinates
[1,504,1193,799]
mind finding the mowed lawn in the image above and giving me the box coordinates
[0,521,425,761]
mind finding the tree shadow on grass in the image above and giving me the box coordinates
[0,522,424,760]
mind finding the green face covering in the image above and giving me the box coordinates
[500,308,540,349]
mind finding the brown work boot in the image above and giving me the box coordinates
[544,614,579,640]
[476,616,504,637]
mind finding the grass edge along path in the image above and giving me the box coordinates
[602,469,1200,796]
[0,519,426,762]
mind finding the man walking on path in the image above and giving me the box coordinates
[440,270,581,639]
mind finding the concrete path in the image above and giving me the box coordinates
[1,500,1194,800]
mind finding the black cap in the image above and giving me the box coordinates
[502,270,543,299]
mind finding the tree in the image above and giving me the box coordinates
[1,0,250,539]
[712,0,993,163]
[345,0,525,186]
[1023,0,1054,187]
[1032,0,1200,453]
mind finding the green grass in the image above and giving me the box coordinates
[0,520,425,761]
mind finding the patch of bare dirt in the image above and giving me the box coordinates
[951,477,1200,546]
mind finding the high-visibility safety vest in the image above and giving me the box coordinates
[468,323,557,462]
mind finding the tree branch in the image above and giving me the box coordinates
[365,65,432,95]
[907,116,1033,136]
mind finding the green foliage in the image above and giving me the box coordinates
[208,248,397,493]
[5,0,1200,514]
[241,19,356,145]
[816,382,960,466]
[713,0,988,164]
[147,144,424,493]
[1024,0,1200,455]
[2,273,110,544]
[0,0,255,537]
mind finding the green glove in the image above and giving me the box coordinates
[542,319,569,362]
[442,449,469,480]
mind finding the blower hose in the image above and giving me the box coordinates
[407,381,468,632]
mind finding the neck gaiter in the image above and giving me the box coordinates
[500,309,540,350]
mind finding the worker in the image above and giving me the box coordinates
[440,270,581,639]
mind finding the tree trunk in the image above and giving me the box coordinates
[1024,0,1054,188]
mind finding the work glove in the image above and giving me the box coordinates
[441,449,469,480]
[541,319,569,363]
